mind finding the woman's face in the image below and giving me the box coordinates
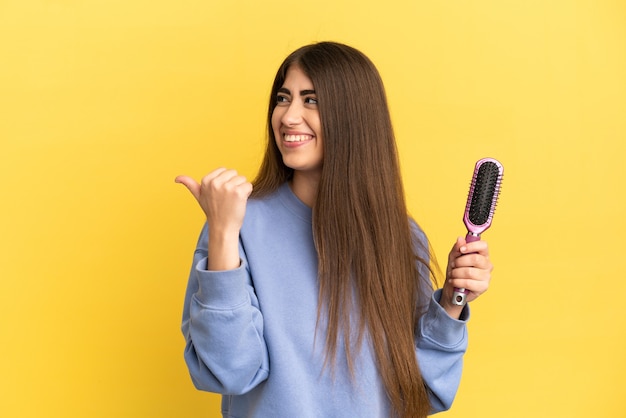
[271,65,323,178]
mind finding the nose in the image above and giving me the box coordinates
[281,101,303,126]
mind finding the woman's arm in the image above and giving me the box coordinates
[181,225,269,395]
[416,289,469,413]
[177,169,268,394]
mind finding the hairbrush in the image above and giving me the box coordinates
[452,158,504,306]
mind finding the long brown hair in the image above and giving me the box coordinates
[253,42,435,418]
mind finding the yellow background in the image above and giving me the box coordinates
[1,0,625,417]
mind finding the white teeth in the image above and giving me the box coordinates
[284,134,311,142]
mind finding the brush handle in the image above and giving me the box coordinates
[451,233,481,306]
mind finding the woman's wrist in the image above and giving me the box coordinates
[438,288,465,320]
[207,227,241,271]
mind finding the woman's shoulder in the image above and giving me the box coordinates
[248,182,312,223]
[247,183,287,211]
[408,218,427,242]
[408,218,430,261]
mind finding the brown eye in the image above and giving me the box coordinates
[304,97,318,105]
[276,94,289,105]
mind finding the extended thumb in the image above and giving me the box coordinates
[174,175,200,199]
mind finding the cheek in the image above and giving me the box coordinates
[271,108,281,133]
[311,113,322,139]
[272,125,282,149]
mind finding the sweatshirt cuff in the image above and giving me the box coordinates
[193,256,249,309]
[420,289,469,348]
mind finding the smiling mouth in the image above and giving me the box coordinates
[283,134,313,142]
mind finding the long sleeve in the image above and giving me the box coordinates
[418,289,469,413]
[408,220,469,413]
[181,224,270,395]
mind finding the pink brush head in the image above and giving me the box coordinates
[463,158,504,236]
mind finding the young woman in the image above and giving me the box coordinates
[176,41,492,418]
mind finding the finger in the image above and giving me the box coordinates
[449,276,490,295]
[230,176,252,195]
[174,175,201,200]
[203,168,243,191]
[449,267,492,295]
[201,167,230,186]
[228,175,253,195]
[463,240,490,256]
[448,237,466,262]
[228,174,249,186]
[240,181,253,198]
[451,253,493,270]
[449,264,491,280]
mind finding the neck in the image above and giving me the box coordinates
[289,171,320,208]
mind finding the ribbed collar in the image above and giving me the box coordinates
[277,182,313,224]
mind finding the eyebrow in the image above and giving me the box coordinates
[278,87,316,96]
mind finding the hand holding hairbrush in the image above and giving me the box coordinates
[452,158,504,306]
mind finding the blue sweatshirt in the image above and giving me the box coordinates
[182,182,469,417]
